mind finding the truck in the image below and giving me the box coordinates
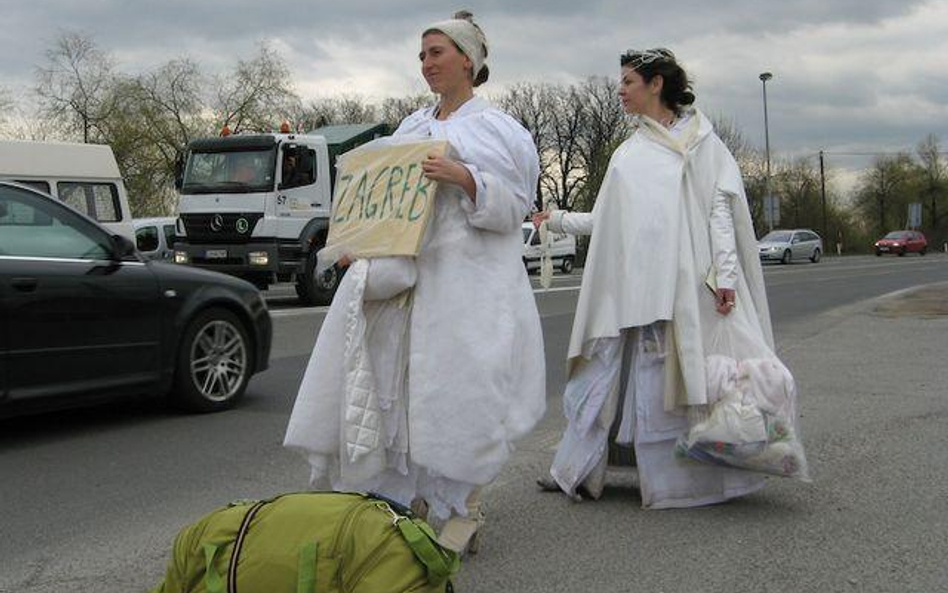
[0,139,135,240]
[172,123,389,305]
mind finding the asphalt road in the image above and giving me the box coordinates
[1,253,947,593]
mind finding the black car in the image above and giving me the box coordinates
[0,181,271,418]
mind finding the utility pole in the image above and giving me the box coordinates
[819,150,827,240]
[760,72,774,232]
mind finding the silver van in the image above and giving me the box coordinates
[0,139,135,240]
[134,217,177,261]
[522,221,577,274]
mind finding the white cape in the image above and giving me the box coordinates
[569,110,774,409]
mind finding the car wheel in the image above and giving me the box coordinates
[172,308,252,412]
[296,248,342,306]
[920,247,927,256]
[898,248,906,257]
[875,250,882,256]
[781,249,792,264]
[561,256,574,274]
[810,248,821,263]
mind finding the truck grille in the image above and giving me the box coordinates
[180,213,263,244]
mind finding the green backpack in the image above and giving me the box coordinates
[150,492,460,593]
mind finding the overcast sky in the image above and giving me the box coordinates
[4,0,948,190]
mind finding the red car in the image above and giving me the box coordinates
[874,230,927,256]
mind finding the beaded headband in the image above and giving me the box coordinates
[620,48,676,70]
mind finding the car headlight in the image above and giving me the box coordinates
[248,251,269,266]
[174,251,189,264]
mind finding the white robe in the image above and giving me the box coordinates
[548,109,772,507]
[284,96,546,518]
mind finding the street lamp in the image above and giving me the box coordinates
[759,71,774,231]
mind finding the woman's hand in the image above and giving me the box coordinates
[532,210,552,229]
[715,287,736,316]
[422,154,477,201]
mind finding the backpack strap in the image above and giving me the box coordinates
[395,517,460,585]
[201,543,226,593]
[296,542,319,593]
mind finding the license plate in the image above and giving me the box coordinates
[205,249,228,259]
[879,246,889,251]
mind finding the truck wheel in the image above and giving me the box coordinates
[172,308,252,413]
[561,256,574,274]
[296,249,342,306]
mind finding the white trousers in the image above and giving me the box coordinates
[549,324,764,509]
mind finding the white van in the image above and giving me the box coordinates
[133,217,177,261]
[0,140,135,240]
[522,221,577,274]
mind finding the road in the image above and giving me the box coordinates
[1,254,947,592]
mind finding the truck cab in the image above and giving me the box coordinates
[173,123,388,305]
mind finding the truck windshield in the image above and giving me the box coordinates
[182,148,276,194]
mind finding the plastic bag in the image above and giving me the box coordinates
[675,315,811,481]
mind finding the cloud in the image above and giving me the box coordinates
[1,0,945,169]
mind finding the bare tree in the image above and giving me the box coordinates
[496,82,553,208]
[379,93,432,129]
[854,154,917,234]
[544,84,587,210]
[575,76,630,213]
[214,43,299,133]
[916,134,946,230]
[709,113,754,166]
[0,87,12,129]
[35,31,117,143]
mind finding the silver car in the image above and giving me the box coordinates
[758,229,823,264]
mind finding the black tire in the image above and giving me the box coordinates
[898,248,906,257]
[561,256,574,274]
[296,248,342,306]
[920,247,927,256]
[172,308,252,413]
[781,249,792,265]
[875,250,882,256]
[810,248,821,263]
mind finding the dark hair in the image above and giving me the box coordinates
[620,48,695,111]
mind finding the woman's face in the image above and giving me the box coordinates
[420,32,473,95]
[618,66,661,115]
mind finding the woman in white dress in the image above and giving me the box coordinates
[284,11,545,552]
[536,48,778,509]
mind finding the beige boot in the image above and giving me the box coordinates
[437,489,484,555]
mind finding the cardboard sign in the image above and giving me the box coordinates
[326,140,449,258]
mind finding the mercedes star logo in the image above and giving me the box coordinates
[236,218,249,234]
[210,214,224,232]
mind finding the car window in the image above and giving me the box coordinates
[0,185,112,260]
[281,147,317,190]
[761,231,792,242]
[162,224,176,248]
[136,225,159,252]
[13,179,51,193]
[57,181,121,223]
[884,231,907,239]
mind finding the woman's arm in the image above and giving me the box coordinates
[710,186,738,315]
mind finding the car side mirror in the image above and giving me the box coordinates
[111,234,138,260]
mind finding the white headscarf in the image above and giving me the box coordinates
[424,12,488,82]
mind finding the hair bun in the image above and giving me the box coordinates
[453,10,474,22]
